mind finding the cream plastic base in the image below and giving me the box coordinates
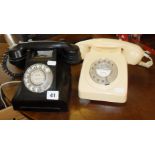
[78,47,128,103]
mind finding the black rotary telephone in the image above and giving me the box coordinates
[2,41,81,111]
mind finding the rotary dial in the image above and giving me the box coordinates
[89,59,118,85]
[24,63,53,93]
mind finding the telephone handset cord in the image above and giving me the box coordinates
[138,52,153,68]
[1,52,23,79]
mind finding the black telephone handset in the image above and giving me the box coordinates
[7,41,81,111]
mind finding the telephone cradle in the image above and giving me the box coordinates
[2,41,81,112]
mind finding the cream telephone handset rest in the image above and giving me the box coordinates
[76,38,153,103]
[77,38,153,68]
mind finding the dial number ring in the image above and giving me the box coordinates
[89,59,118,85]
[24,63,53,93]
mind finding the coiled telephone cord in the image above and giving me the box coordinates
[1,52,23,79]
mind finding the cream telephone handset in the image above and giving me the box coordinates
[76,38,153,103]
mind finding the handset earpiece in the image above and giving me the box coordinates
[62,43,82,64]
[8,45,27,69]
[75,42,91,60]
[1,44,27,79]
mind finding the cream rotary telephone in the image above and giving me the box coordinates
[76,38,153,103]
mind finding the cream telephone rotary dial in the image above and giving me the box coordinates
[76,38,153,103]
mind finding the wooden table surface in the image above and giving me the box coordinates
[0,41,155,120]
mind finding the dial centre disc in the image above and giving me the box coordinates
[96,67,112,77]
[30,70,46,86]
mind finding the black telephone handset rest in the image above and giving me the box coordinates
[8,41,81,68]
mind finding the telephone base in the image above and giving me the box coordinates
[78,47,128,104]
[79,94,127,104]
[13,104,68,112]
